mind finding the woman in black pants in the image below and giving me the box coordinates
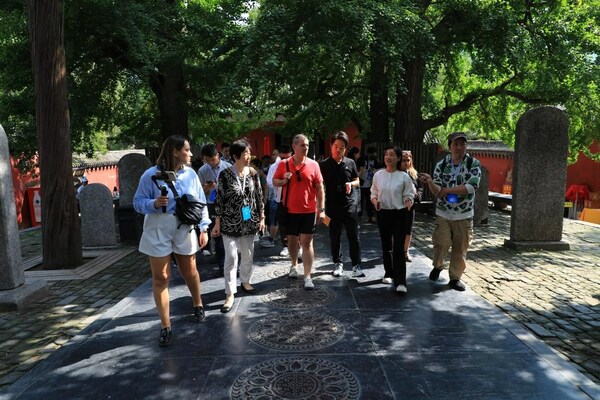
[400,150,422,262]
[370,146,416,294]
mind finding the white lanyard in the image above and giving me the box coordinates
[450,161,461,182]
[232,167,248,193]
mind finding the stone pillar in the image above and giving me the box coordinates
[0,124,48,310]
[116,153,151,243]
[474,165,489,225]
[504,106,570,250]
[80,183,117,248]
[0,125,24,289]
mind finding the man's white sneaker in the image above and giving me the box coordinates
[288,266,299,278]
[382,277,393,284]
[332,263,344,277]
[304,277,314,290]
[351,265,365,277]
[280,247,289,256]
[396,284,407,293]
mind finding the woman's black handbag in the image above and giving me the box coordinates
[174,193,205,226]
[152,174,205,227]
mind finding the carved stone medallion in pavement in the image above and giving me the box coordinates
[249,311,345,351]
[230,356,360,400]
[260,285,336,309]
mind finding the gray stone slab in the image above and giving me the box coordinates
[509,106,570,248]
[0,124,24,289]
[117,153,151,207]
[79,183,117,248]
[474,165,489,225]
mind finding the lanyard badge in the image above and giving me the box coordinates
[446,194,459,204]
[241,205,251,221]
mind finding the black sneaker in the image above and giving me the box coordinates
[193,306,205,322]
[449,279,466,291]
[158,327,172,347]
[429,267,442,281]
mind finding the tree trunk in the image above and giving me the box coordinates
[27,0,83,269]
[149,62,189,141]
[369,47,389,142]
[394,57,426,143]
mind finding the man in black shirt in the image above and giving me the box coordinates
[319,131,364,277]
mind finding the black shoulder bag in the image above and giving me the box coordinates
[152,178,206,228]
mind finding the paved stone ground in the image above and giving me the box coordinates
[0,210,599,392]
[0,229,152,387]
[412,210,600,384]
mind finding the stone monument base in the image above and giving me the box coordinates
[0,280,49,311]
[504,239,570,251]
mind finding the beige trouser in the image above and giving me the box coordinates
[432,216,473,281]
[222,234,256,295]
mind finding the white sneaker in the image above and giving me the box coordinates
[280,247,289,256]
[351,265,365,277]
[288,265,299,278]
[332,263,344,277]
[304,277,314,290]
[382,277,393,284]
[396,284,407,293]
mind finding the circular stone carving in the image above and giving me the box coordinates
[260,286,336,309]
[249,312,345,351]
[230,357,360,399]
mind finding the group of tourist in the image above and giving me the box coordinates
[133,131,482,347]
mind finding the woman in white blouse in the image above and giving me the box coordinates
[370,146,416,293]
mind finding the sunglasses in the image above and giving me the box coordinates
[295,170,302,182]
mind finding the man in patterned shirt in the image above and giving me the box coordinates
[418,132,481,291]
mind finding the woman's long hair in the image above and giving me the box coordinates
[156,135,188,171]
[402,150,418,180]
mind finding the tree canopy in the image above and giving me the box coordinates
[240,0,600,160]
[1,0,598,164]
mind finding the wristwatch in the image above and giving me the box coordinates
[319,208,325,213]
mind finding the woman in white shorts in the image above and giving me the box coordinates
[134,135,211,347]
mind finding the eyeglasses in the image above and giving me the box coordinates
[295,170,302,182]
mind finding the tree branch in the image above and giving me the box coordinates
[422,74,554,131]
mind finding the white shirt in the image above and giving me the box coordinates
[266,157,283,202]
[370,169,415,210]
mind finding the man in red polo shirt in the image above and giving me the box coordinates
[273,134,325,290]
